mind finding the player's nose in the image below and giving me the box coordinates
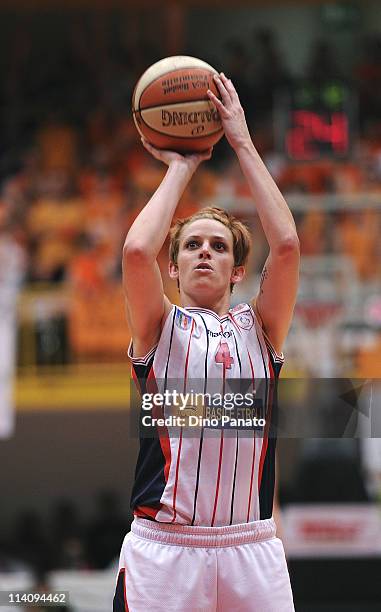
[199,242,211,258]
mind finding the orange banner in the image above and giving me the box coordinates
[69,284,130,357]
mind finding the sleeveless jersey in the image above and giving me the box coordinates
[128,303,283,527]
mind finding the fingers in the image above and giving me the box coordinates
[141,138,166,162]
[190,147,213,162]
[141,137,166,155]
[141,136,211,166]
[207,89,228,118]
[219,73,240,104]
[141,137,156,154]
[141,137,181,163]
[208,72,242,117]
[202,147,213,160]
[213,73,231,106]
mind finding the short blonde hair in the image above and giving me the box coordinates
[169,206,252,267]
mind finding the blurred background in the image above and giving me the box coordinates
[0,0,380,610]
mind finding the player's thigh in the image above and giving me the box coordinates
[216,537,294,612]
[114,533,217,612]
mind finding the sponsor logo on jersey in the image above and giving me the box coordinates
[175,309,193,331]
[207,329,233,338]
[236,312,254,330]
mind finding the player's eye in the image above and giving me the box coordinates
[214,241,226,251]
[185,240,199,249]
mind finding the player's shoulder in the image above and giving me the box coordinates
[172,304,197,331]
[229,302,257,331]
[229,302,252,316]
[157,303,197,336]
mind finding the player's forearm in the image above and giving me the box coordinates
[236,142,299,253]
[124,161,193,259]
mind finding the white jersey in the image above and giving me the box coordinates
[128,303,283,527]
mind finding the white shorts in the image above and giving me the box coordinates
[113,517,294,612]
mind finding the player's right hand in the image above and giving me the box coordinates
[207,73,251,152]
[141,137,213,172]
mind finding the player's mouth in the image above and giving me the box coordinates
[195,263,213,272]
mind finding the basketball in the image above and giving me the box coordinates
[132,55,224,153]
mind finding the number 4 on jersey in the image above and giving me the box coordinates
[215,342,234,369]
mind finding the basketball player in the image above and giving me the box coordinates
[114,73,299,611]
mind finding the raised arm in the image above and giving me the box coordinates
[208,74,300,355]
[123,140,212,358]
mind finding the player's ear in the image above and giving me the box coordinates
[231,266,245,285]
[169,260,179,280]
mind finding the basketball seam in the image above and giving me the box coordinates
[132,101,219,112]
[132,65,218,109]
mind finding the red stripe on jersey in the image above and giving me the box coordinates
[247,348,255,382]
[147,367,171,483]
[116,568,129,612]
[211,328,228,526]
[183,319,195,391]
[246,431,256,522]
[228,312,241,334]
[221,324,227,395]
[258,356,275,490]
[246,346,256,521]
[211,431,224,526]
[131,366,141,396]
[134,505,160,520]
[146,364,158,395]
[171,428,183,523]
[172,320,195,523]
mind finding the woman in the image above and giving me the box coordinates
[114,73,299,611]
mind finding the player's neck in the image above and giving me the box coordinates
[180,292,230,317]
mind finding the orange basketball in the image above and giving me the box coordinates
[132,56,224,153]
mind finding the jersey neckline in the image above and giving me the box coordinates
[183,304,248,321]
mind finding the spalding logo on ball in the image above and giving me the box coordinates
[132,55,224,153]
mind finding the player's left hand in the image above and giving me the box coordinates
[207,73,252,151]
[141,137,213,173]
